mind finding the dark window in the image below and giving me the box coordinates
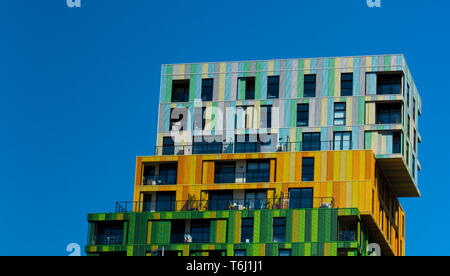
[156,192,176,211]
[236,106,252,129]
[190,220,210,243]
[334,103,346,126]
[239,77,256,100]
[171,220,186,244]
[407,115,411,138]
[142,165,155,185]
[333,132,352,150]
[209,191,233,211]
[302,132,321,151]
[377,74,402,95]
[297,104,309,127]
[95,222,124,245]
[412,155,416,179]
[267,76,280,99]
[289,188,313,209]
[339,221,357,241]
[261,105,272,128]
[246,160,270,183]
[279,249,291,256]
[413,98,416,121]
[407,84,410,107]
[393,132,401,154]
[193,137,223,154]
[214,162,236,184]
[245,190,267,210]
[235,135,260,153]
[241,218,254,243]
[301,157,314,182]
[303,74,316,97]
[341,73,353,96]
[158,163,177,184]
[234,250,246,256]
[162,137,175,155]
[273,217,286,242]
[142,193,152,212]
[201,78,214,101]
[202,107,206,130]
[172,80,190,102]
[413,129,417,152]
[376,103,402,124]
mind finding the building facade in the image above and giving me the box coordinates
[86,54,421,256]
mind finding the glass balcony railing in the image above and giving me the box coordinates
[115,197,334,213]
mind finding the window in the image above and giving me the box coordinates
[245,190,267,210]
[158,163,177,184]
[209,191,233,211]
[241,218,254,243]
[201,78,214,101]
[214,162,236,184]
[190,220,210,243]
[406,115,410,138]
[334,132,352,150]
[302,132,321,151]
[377,74,402,95]
[156,192,176,211]
[406,142,410,166]
[279,249,291,256]
[234,250,246,256]
[376,103,402,124]
[413,98,416,121]
[170,220,186,244]
[142,165,155,185]
[142,194,152,212]
[273,217,286,242]
[162,137,175,155]
[413,129,417,152]
[235,135,260,153]
[267,76,280,99]
[239,77,256,100]
[246,160,270,183]
[412,155,416,179]
[393,132,401,154]
[334,103,346,126]
[407,84,410,107]
[95,222,124,245]
[297,104,309,127]
[289,188,313,209]
[303,74,316,97]
[341,73,353,96]
[236,105,252,129]
[193,137,223,154]
[301,157,314,182]
[171,80,190,102]
[261,105,272,128]
[339,219,357,241]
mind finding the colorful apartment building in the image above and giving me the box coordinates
[85,54,421,256]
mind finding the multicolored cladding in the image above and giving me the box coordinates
[86,55,420,256]
[157,54,420,195]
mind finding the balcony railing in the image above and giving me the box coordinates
[154,141,353,156]
[214,172,271,184]
[142,175,176,185]
[94,234,123,245]
[115,197,334,213]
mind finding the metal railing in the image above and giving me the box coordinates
[115,197,334,213]
[154,141,353,156]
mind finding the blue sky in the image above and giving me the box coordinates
[0,0,448,256]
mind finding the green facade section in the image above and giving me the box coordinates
[86,208,369,256]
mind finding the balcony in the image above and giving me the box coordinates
[115,197,334,213]
[142,175,176,185]
[155,141,354,156]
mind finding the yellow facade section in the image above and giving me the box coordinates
[133,150,405,256]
